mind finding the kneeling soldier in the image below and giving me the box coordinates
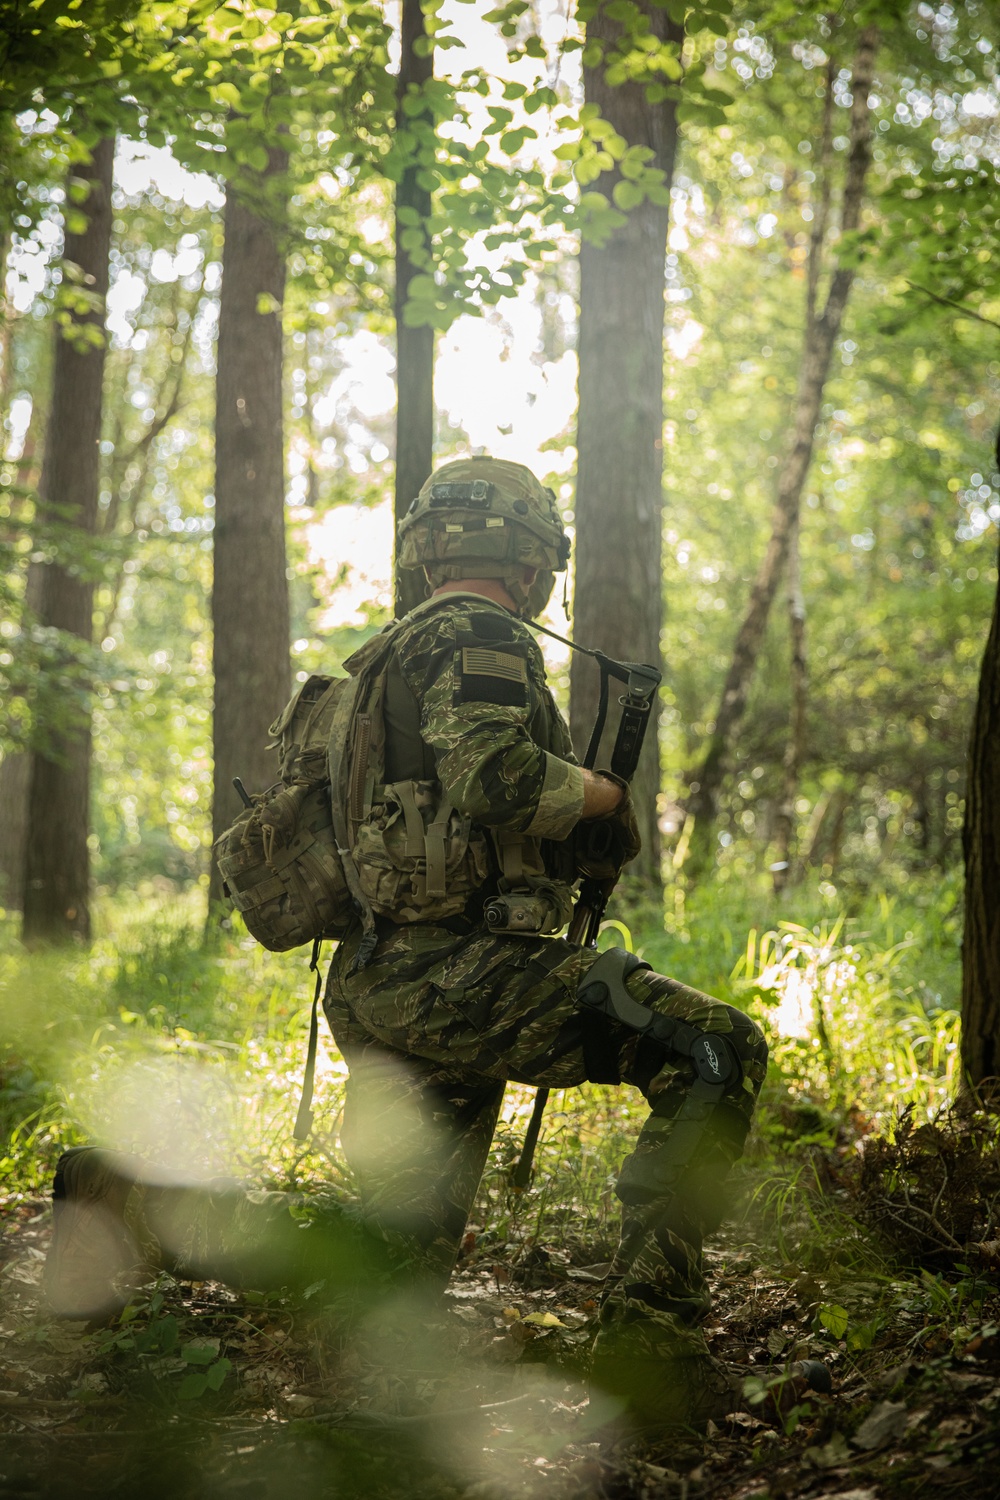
[47,458,770,1435]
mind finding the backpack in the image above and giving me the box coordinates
[215,601,490,956]
[214,673,357,952]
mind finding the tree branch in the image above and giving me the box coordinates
[905,280,1000,333]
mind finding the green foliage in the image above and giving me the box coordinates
[648,1,1000,878]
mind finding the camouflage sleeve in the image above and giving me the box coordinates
[394,603,585,839]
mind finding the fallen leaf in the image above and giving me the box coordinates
[637,1462,679,1482]
[873,1360,914,1390]
[934,1415,972,1442]
[522,1311,566,1328]
[767,1328,787,1357]
[566,1264,612,1283]
[852,1400,909,1451]
[283,1393,316,1412]
[806,1432,852,1469]
[960,1328,1000,1361]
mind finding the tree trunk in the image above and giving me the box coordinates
[0,752,29,910]
[571,2,683,887]
[209,150,291,908]
[682,29,877,875]
[961,427,1000,1093]
[0,225,11,408]
[771,513,807,894]
[393,0,434,618]
[0,313,41,911]
[0,557,42,911]
[22,136,114,944]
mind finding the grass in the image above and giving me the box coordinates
[0,872,965,1214]
[3,873,998,1500]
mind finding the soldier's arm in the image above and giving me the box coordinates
[582,770,625,817]
[395,610,586,839]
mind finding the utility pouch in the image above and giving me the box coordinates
[353,778,492,924]
[215,779,353,952]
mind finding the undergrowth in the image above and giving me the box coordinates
[5,874,997,1500]
[0,873,966,1261]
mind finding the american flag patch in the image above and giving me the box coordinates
[461,648,528,683]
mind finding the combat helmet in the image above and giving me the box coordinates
[397,456,569,618]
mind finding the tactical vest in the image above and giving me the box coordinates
[215,595,573,954]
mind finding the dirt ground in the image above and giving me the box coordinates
[2,1183,999,1500]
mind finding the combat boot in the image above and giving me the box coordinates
[589,1318,832,1440]
[44,1147,155,1321]
[589,1319,742,1438]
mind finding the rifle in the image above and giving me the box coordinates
[511,630,662,1188]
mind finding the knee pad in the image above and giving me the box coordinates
[724,1005,768,1072]
[577,948,742,1092]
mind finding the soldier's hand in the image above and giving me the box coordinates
[574,773,641,879]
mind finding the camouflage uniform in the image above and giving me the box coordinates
[324,592,768,1406]
[47,459,767,1427]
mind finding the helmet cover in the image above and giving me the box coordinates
[396,456,569,617]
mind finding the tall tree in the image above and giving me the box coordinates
[770,512,807,894]
[393,0,435,618]
[22,135,114,943]
[681,26,878,874]
[571,1,683,885]
[961,423,1000,1093]
[0,564,41,912]
[209,147,292,907]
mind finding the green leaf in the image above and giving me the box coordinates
[612,180,644,211]
[700,87,734,106]
[179,1373,208,1400]
[211,82,241,110]
[575,156,606,187]
[500,127,535,155]
[205,1358,232,1391]
[818,1303,849,1339]
[182,1339,221,1366]
[406,274,438,301]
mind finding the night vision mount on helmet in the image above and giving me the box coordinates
[396,457,570,619]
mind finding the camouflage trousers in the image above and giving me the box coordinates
[324,921,768,1372]
[120,921,765,1388]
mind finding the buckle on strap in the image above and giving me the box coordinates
[577,947,739,1089]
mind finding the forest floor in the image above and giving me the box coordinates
[2,1126,1000,1500]
[0,885,991,1497]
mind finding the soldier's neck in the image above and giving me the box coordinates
[431,579,519,613]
